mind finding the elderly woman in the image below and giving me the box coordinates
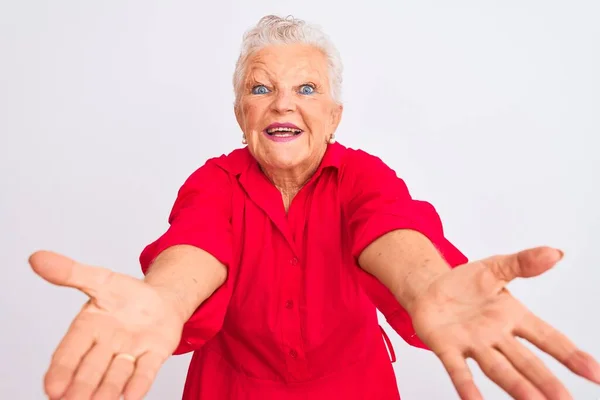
[30,15,598,400]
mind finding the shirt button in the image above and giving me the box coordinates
[289,349,298,359]
[285,300,294,309]
[290,257,298,266]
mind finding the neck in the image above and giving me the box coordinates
[260,159,322,212]
[264,163,316,194]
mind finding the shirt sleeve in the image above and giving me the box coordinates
[139,159,235,355]
[340,149,468,349]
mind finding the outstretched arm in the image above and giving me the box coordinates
[358,229,450,315]
[144,244,227,326]
[341,149,599,399]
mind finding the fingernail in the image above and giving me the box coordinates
[557,249,565,260]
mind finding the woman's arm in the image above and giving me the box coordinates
[339,148,465,320]
[144,244,228,325]
[358,229,450,315]
[138,158,236,354]
[341,149,600,398]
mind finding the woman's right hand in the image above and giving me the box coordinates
[29,250,185,400]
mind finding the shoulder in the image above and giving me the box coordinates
[341,146,386,166]
[182,147,252,188]
[338,145,398,182]
[169,148,252,215]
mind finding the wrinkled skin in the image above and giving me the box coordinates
[30,251,183,400]
[411,247,600,399]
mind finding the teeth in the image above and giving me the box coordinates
[267,127,302,134]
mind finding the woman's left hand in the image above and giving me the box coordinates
[410,246,600,400]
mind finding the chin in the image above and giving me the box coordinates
[268,156,304,170]
[262,146,307,167]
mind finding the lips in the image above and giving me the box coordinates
[263,122,304,143]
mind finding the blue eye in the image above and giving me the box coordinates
[299,85,315,95]
[252,85,270,95]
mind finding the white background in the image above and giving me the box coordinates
[1,1,599,398]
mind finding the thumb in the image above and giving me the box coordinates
[483,246,564,284]
[29,250,110,297]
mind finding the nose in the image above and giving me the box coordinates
[270,90,296,114]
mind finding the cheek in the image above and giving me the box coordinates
[302,100,330,123]
[240,102,258,126]
[243,104,257,122]
[306,109,332,138]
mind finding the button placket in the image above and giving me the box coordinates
[280,252,308,379]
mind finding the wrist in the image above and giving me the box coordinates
[145,280,190,327]
[395,266,450,317]
[141,245,227,326]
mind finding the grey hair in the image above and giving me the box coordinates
[232,15,343,108]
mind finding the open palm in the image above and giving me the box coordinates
[30,251,183,400]
[411,246,600,399]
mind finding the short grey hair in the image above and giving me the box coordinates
[233,15,343,108]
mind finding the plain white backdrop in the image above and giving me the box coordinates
[1,1,599,398]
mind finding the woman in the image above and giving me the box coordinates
[30,15,599,400]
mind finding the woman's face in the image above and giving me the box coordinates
[235,43,343,175]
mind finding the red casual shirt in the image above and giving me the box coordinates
[139,142,467,399]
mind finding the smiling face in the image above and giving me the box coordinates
[235,43,343,179]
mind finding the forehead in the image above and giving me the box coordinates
[245,43,329,84]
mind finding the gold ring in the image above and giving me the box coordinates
[114,353,137,363]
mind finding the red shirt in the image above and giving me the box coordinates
[140,143,467,399]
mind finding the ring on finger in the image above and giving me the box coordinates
[114,353,137,363]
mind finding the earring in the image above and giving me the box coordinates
[242,134,247,145]
[328,134,336,144]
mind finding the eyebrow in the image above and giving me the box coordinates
[245,67,271,85]
[245,64,325,89]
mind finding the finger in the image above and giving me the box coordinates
[497,337,571,399]
[45,320,95,399]
[93,354,137,400]
[517,312,600,383]
[474,347,544,400]
[124,352,166,400]
[29,250,112,297]
[438,351,483,400]
[62,343,114,399]
[482,247,563,285]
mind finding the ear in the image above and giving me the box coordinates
[330,103,343,132]
[234,104,243,130]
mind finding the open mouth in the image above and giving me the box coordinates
[265,126,303,137]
